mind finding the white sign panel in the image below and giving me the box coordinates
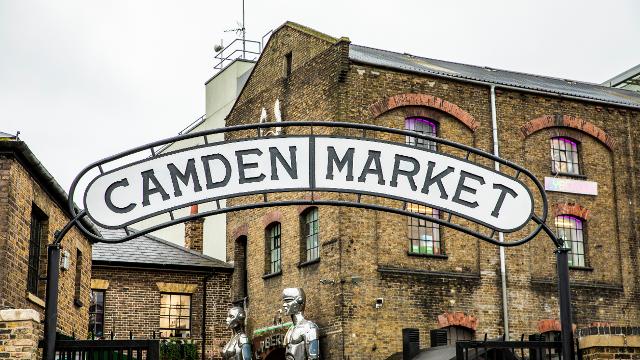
[84,136,534,232]
[544,177,598,196]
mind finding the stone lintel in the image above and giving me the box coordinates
[579,334,640,349]
[156,282,198,294]
[91,279,110,290]
[0,308,41,322]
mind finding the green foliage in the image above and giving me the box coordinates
[160,339,198,360]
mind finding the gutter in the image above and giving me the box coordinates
[490,85,510,340]
[91,261,233,273]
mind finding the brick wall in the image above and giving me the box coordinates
[0,152,92,339]
[578,326,640,360]
[91,266,231,359]
[0,309,42,360]
[224,22,640,359]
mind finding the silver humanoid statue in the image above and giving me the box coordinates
[282,288,320,360]
[222,306,252,360]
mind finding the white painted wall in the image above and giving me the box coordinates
[134,59,255,260]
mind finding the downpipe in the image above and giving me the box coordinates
[490,85,510,340]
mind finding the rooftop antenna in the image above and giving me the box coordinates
[222,0,246,59]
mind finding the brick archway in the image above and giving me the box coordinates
[368,93,479,132]
[537,319,577,333]
[437,312,478,331]
[520,114,615,150]
[553,203,591,220]
[232,224,249,240]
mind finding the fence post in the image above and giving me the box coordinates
[148,340,160,360]
[556,247,574,360]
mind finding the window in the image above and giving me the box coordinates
[74,249,83,306]
[550,137,580,175]
[266,223,282,274]
[284,52,292,78]
[301,207,319,262]
[407,203,442,255]
[160,293,191,338]
[405,117,437,151]
[27,206,47,296]
[89,290,105,337]
[555,215,586,267]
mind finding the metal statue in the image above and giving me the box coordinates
[222,306,252,360]
[282,288,320,360]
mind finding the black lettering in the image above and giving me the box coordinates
[105,178,136,213]
[326,146,354,181]
[201,154,231,189]
[236,149,266,184]
[491,183,518,218]
[421,161,455,199]
[141,170,170,206]
[357,150,385,185]
[167,158,202,197]
[269,146,298,180]
[452,170,485,208]
[389,154,419,190]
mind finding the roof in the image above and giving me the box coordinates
[0,131,17,139]
[0,140,100,237]
[92,227,233,271]
[602,63,640,87]
[349,44,640,109]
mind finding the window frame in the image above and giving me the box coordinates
[88,289,106,338]
[264,222,282,276]
[27,205,48,297]
[406,203,445,257]
[555,214,588,268]
[300,207,320,266]
[550,136,584,177]
[159,292,192,338]
[405,116,439,151]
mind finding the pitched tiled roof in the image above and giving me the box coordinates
[93,228,232,271]
[349,44,640,109]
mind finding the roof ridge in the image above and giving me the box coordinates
[126,227,232,267]
[278,21,341,44]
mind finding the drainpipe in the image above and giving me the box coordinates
[202,272,214,360]
[491,85,510,340]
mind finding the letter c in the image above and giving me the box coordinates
[105,178,136,214]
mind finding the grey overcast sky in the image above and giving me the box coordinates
[1,0,639,192]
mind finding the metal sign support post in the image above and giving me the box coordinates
[43,212,85,360]
[556,246,574,360]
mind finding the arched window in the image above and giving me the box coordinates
[407,203,442,255]
[555,215,586,267]
[550,137,581,175]
[265,223,282,274]
[300,207,319,263]
[405,117,437,151]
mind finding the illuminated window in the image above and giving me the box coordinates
[555,215,586,267]
[407,203,442,255]
[266,222,282,274]
[159,293,191,338]
[301,207,319,262]
[89,290,105,337]
[405,117,437,151]
[551,137,580,175]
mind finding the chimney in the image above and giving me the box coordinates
[185,205,204,253]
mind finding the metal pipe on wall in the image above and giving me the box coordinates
[490,85,510,340]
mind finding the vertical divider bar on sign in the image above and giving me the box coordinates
[309,135,316,190]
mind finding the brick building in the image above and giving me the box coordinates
[223,22,640,359]
[0,133,97,338]
[91,215,233,359]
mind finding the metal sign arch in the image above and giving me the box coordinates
[65,121,549,246]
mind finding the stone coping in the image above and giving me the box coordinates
[0,309,40,322]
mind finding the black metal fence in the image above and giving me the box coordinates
[54,339,160,360]
[456,340,564,360]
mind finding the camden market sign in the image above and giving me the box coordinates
[85,136,532,233]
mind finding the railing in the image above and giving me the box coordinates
[55,339,160,360]
[213,38,261,69]
[456,340,564,360]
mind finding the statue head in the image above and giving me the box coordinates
[282,287,305,316]
[225,306,246,329]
